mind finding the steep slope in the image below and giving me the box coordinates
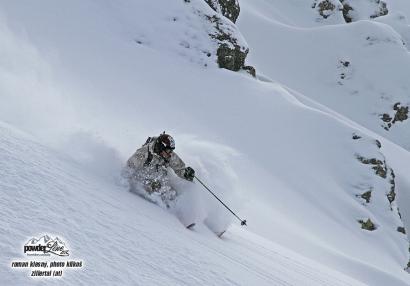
[1,121,371,286]
[238,0,410,150]
[1,0,410,285]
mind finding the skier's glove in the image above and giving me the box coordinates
[184,167,195,181]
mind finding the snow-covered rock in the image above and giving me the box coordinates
[238,1,410,150]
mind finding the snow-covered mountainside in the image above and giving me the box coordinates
[238,0,410,150]
[1,0,410,285]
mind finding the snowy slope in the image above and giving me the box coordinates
[238,0,410,150]
[0,121,370,286]
[1,0,410,285]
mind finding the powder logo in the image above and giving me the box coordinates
[11,235,83,278]
[24,235,69,257]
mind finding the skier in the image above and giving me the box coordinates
[125,133,195,207]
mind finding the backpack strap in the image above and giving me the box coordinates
[143,148,153,167]
[141,136,155,166]
[143,137,152,146]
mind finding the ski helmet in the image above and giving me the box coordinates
[154,133,175,154]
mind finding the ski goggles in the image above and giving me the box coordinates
[164,148,174,155]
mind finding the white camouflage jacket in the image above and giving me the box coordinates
[126,137,187,179]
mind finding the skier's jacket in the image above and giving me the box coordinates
[126,136,186,179]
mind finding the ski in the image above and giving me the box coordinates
[186,223,196,229]
[216,230,226,238]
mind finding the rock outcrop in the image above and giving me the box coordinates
[203,1,255,75]
[313,0,389,23]
[352,134,408,269]
[380,102,409,130]
[312,0,337,19]
[207,14,248,71]
[205,0,240,23]
[358,218,376,231]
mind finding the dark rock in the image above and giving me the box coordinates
[315,0,336,19]
[374,164,387,178]
[380,103,409,130]
[340,1,354,23]
[370,1,388,19]
[375,140,382,148]
[387,168,396,204]
[391,168,396,180]
[205,0,240,23]
[360,190,372,204]
[381,113,392,123]
[397,227,406,234]
[392,103,409,123]
[356,155,387,178]
[341,60,350,67]
[207,14,249,72]
[341,0,387,22]
[387,189,396,204]
[358,218,376,231]
[352,133,361,140]
[242,65,256,77]
[217,43,247,71]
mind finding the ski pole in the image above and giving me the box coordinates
[194,176,247,226]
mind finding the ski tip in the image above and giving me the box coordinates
[186,223,196,229]
[217,231,226,238]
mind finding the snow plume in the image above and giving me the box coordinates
[0,15,78,142]
[59,131,124,183]
[168,135,243,232]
